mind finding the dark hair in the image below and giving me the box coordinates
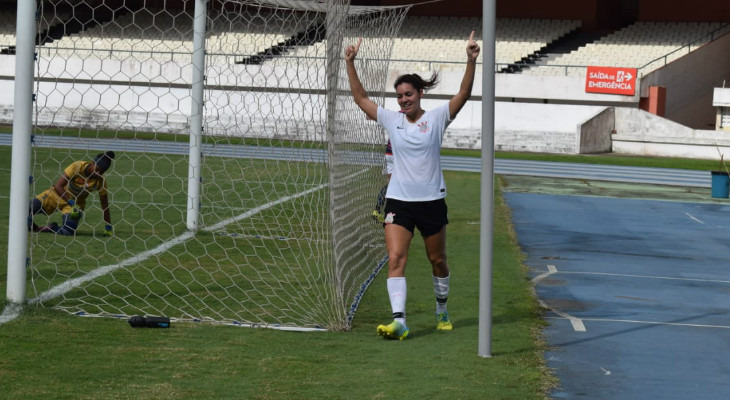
[393,72,439,92]
[93,151,116,172]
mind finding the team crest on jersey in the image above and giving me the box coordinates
[418,121,429,133]
[384,212,396,224]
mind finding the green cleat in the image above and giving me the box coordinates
[377,320,410,340]
[436,312,453,331]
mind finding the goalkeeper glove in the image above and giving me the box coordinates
[69,207,82,220]
[103,224,113,237]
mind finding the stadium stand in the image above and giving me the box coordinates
[210,12,325,66]
[43,13,721,81]
[32,12,584,73]
[1,7,74,54]
[522,21,730,76]
[4,4,729,85]
[388,17,579,72]
[36,8,327,65]
[4,5,730,158]
[44,10,195,62]
[0,11,21,52]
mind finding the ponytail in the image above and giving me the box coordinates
[394,72,439,92]
[93,151,116,173]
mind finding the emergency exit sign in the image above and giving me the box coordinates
[585,66,637,96]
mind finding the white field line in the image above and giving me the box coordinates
[30,231,195,304]
[1,166,372,328]
[0,181,330,327]
[0,303,22,324]
[203,182,327,233]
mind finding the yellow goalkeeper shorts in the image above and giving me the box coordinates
[35,188,82,215]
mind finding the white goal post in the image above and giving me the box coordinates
[7,0,411,331]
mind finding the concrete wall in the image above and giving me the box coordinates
[489,103,609,153]
[613,107,730,160]
[639,31,730,129]
[387,67,639,105]
[429,101,609,153]
[579,106,614,153]
[639,0,730,22]
[714,88,730,106]
[495,73,638,105]
[496,0,598,22]
[383,0,730,24]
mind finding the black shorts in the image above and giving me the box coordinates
[383,198,448,237]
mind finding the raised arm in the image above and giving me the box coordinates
[345,38,378,121]
[99,190,113,237]
[449,31,480,120]
[100,192,111,225]
[53,174,72,203]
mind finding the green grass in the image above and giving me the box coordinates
[0,142,554,399]
[0,135,718,399]
[20,145,359,328]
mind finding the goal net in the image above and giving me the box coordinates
[26,0,409,331]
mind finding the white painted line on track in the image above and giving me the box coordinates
[566,314,587,332]
[535,267,730,332]
[685,212,705,224]
[534,268,730,332]
[558,270,730,284]
[546,316,730,330]
[532,265,587,333]
[531,264,558,285]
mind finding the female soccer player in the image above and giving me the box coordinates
[345,32,480,339]
[29,151,116,236]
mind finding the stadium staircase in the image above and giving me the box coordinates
[499,29,604,73]
[236,22,326,65]
[0,5,125,55]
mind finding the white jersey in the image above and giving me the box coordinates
[377,103,452,201]
[385,139,394,175]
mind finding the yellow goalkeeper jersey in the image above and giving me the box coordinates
[63,160,108,206]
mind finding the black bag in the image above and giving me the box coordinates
[128,315,171,328]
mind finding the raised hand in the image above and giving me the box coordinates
[466,30,480,61]
[344,37,362,62]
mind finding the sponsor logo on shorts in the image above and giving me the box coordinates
[384,212,396,224]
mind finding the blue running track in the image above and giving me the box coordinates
[505,192,730,399]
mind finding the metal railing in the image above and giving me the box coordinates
[637,22,730,74]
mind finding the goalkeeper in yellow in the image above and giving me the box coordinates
[29,151,115,236]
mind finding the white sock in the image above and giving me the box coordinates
[387,277,407,326]
[433,274,450,314]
